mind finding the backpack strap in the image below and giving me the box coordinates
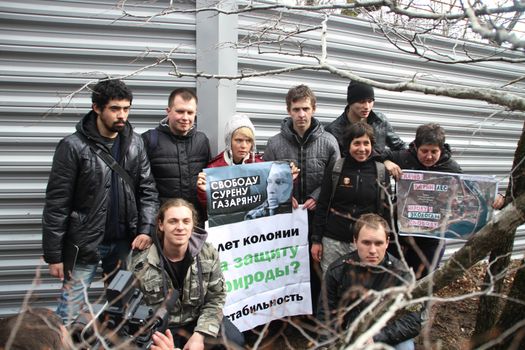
[146,128,159,152]
[152,129,159,150]
[375,161,388,217]
[327,158,345,217]
[78,133,135,190]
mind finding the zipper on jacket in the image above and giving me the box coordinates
[299,144,306,202]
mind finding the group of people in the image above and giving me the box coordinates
[16,78,502,350]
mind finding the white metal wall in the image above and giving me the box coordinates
[0,0,198,316]
[0,1,523,316]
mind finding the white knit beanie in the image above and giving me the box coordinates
[224,114,257,153]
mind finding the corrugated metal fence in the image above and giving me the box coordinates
[0,0,523,316]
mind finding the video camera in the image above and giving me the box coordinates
[71,270,178,349]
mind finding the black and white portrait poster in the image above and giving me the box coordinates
[205,162,311,331]
[205,162,293,228]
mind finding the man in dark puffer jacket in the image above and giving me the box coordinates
[42,79,159,324]
[317,213,421,350]
[264,84,339,312]
[142,88,211,221]
[264,84,340,214]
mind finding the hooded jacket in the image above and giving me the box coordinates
[317,250,422,346]
[206,151,264,168]
[326,108,406,156]
[131,227,225,337]
[42,110,159,269]
[263,117,340,203]
[142,117,211,212]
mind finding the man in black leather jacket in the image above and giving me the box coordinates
[317,213,421,349]
[326,81,406,156]
[42,79,159,324]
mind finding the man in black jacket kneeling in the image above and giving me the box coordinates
[317,213,422,350]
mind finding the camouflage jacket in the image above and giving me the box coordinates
[131,228,226,337]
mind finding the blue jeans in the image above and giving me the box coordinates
[395,339,415,350]
[56,240,130,325]
[320,236,356,276]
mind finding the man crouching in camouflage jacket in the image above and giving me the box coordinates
[131,198,244,349]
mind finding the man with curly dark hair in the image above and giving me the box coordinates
[42,79,159,324]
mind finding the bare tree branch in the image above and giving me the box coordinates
[464,1,525,49]
[117,0,525,23]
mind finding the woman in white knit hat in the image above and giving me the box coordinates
[196,114,264,209]
[212,113,262,166]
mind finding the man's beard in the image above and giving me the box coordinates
[110,121,125,132]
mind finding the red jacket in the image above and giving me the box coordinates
[197,151,264,210]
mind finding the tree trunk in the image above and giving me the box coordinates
[473,120,525,341]
[472,234,514,340]
[494,259,525,350]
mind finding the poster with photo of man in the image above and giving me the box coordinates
[397,170,498,240]
[205,162,293,227]
[204,162,311,331]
